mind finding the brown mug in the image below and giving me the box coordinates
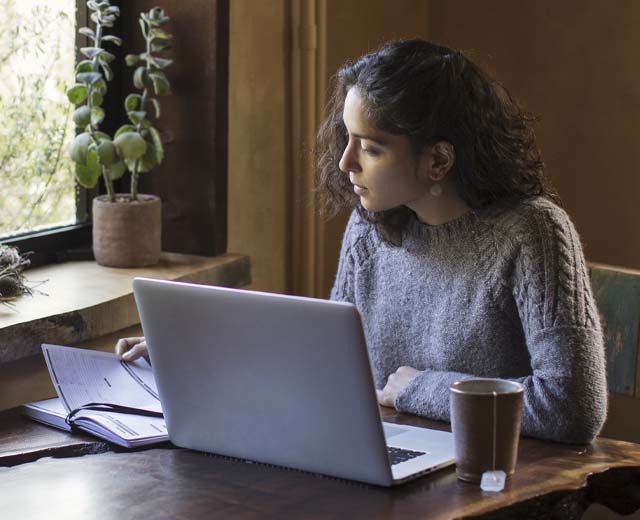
[449,378,524,483]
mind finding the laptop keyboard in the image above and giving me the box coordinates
[387,446,426,466]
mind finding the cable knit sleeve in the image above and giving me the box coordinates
[329,210,360,303]
[395,202,607,444]
[508,204,607,442]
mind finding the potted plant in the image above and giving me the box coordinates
[67,1,173,267]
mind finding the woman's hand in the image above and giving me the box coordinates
[376,366,419,407]
[115,336,149,362]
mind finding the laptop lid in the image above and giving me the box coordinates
[133,277,394,486]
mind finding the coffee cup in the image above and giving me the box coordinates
[449,378,524,483]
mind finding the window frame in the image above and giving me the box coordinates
[3,0,230,266]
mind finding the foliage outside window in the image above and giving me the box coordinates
[0,0,77,239]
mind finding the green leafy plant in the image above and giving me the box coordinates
[66,2,173,202]
[66,0,124,202]
[116,7,173,200]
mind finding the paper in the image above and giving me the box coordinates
[480,470,506,492]
[23,396,168,447]
[24,344,168,448]
[42,343,161,414]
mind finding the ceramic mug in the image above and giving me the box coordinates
[449,378,524,483]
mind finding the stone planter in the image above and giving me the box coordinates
[92,194,161,267]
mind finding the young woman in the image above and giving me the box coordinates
[118,39,607,444]
[316,39,606,444]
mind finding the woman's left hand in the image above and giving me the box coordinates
[376,366,420,407]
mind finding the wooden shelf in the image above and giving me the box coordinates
[0,253,250,363]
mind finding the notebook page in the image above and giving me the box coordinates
[42,344,162,414]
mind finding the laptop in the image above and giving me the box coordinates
[133,277,455,487]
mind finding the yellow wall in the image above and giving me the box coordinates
[228,0,429,294]
[229,1,640,294]
[228,0,289,293]
[428,0,640,270]
[320,0,430,296]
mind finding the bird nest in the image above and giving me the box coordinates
[0,244,32,306]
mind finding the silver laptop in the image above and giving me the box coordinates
[133,277,455,486]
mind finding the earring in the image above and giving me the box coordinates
[430,182,443,197]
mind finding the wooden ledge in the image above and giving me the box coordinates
[0,253,251,363]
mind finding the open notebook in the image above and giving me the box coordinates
[21,344,168,448]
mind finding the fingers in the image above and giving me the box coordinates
[376,388,394,408]
[115,337,146,357]
[121,342,149,362]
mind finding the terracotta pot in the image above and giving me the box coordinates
[92,194,162,267]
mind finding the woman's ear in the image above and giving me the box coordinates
[425,141,455,181]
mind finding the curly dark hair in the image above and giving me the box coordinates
[316,39,560,245]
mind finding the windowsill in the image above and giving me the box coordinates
[0,252,251,364]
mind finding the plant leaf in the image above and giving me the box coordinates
[75,60,93,74]
[125,54,140,67]
[69,132,91,163]
[149,126,164,164]
[127,141,157,173]
[93,78,107,95]
[153,57,173,69]
[115,124,136,138]
[72,105,91,127]
[97,139,117,165]
[102,34,122,46]
[109,160,126,180]
[91,107,105,126]
[98,51,115,63]
[77,71,102,85]
[105,6,120,16]
[66,84,87,104]
[127,111,147,125]
[75,149,101,188]
[149,71,171,96]
[149,98,160,118]
[149,29,172,41]
[100,62,113,81]
[114,132,147,160]
[125,94,140,112]
[151,39,171,52]
[133,66,150,89]
[79,27,96,40]
[91,90,103,106]
[139,18,148,38]
[80,47,104,59]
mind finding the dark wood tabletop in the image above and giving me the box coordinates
[1,406,640,520]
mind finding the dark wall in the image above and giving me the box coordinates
[117,0,229,256]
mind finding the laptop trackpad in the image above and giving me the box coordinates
[383,423,410,439]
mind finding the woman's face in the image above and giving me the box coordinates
[339,87,431,213]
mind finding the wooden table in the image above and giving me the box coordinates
[1,406,640,520]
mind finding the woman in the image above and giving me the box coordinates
[118,39,607,444]
[315,39,606,444]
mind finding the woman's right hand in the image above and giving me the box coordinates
[115,336,149,362]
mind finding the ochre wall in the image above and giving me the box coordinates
[227,0,289,293]
[228,0,429,294]
[428,0,640,270]
[321,0,430,296]
[229,1,640,294]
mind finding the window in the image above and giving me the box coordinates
[1,0,229,266]
[0,1,82,239]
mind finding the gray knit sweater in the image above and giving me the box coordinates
[330,197,607,444]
